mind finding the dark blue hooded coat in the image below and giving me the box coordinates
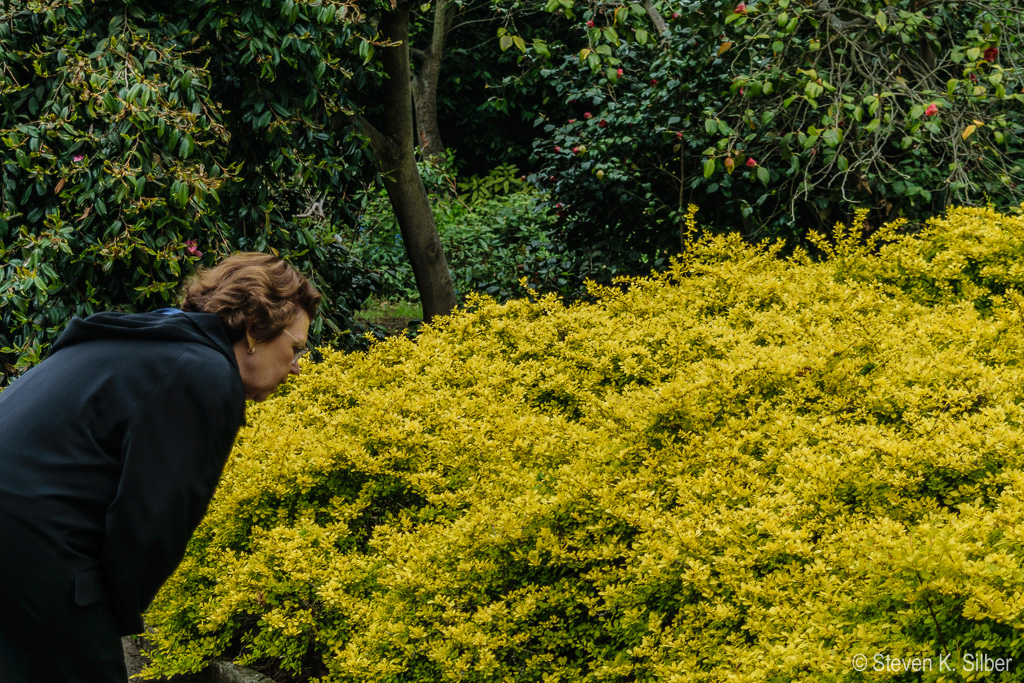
[0,310,245,682]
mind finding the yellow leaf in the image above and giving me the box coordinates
[962,124,977,140]
[718,41,734,56]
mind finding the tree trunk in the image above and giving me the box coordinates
[356,4,457,322]
[411,0,456,158]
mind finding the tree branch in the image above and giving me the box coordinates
[639,0,670,45]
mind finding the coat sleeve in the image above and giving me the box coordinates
[99,344,244,635]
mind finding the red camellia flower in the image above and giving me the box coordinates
[617,68,623,76]
[650,79,658,86]
[587,20,594,27]
[584,112,593,119]
[676,132,683,139]
[599,120,607,128]
[984,47,998,62]
[735,2,747,12]
[555,146,561,152]
[746,157,757,167]
[925,103,938,116]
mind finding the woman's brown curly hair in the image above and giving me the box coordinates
[180,252,321,344]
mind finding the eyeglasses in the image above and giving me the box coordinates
[282,329,310,364]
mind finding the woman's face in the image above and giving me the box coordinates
[234,310,311,402]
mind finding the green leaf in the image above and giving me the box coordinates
[703,159,715,179]
[756,166,769,185]
[171,180,188,209]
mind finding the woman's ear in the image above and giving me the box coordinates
[245,327,257,354]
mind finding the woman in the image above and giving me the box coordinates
[0,252,320,683]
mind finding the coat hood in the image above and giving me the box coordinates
[50,310,238,369]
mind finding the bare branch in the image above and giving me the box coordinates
[639,0,671,45]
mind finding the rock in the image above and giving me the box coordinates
[122,636,274,683]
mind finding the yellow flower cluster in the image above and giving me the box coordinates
[144,207,1024,682]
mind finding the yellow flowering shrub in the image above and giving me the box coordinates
[145,207,1024,682]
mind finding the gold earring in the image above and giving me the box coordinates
[247,345,256,354]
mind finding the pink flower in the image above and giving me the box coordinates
[735,2,747,12]
[554,146,561,152]
[584,112,593,119]
[586,20,594,27]
[746,157,757,167]
[616,68,624,76]
[925,103,938,116]
[73,155,84,162]
[185,240,202,257]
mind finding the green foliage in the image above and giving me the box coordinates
[424,6,577,174]
[146,206,1024,682]
[0,0,378,382]
[457,163,525,204]
[519,0,1024,265]
[347,164,558,304]
[710,0,1024,226]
